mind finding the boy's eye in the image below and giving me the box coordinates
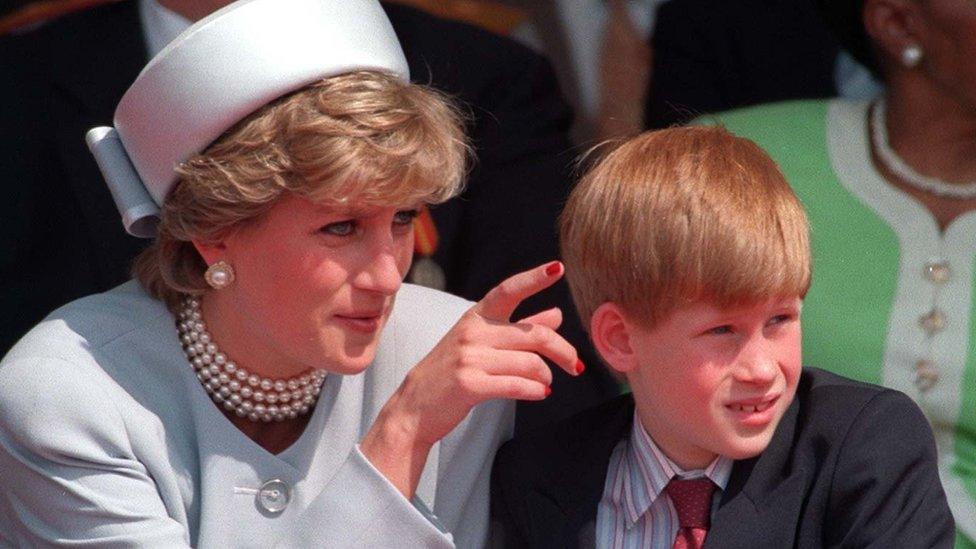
[321,220,355,236]
[394,209,420,226]
[767,313,794,326]
[705,325,733,336]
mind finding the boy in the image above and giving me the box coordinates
[491,126,954,548]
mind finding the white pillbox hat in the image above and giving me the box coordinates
[87,0,409,237]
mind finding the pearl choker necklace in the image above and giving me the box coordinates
[871,99,976,199]
[177,296,326,422]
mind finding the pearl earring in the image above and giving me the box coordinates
[901,44,923,68]
[204,260,235,289]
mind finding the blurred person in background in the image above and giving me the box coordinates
[509,0,662,142]
[507,0,880,142]
[646,0,881,128]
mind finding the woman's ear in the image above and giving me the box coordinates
[191,238,228,266]
[590,302,638,375]
[863,0,924,69]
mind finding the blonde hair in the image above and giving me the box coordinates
[134,70,469,309]
[560,125,811,330]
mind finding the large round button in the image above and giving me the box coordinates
[257,479,290,513]
[914,359,939,392]
[919,309,947,335]
[923,261,951,284]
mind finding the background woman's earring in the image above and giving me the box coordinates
[901,44,923,68]
[204,260,235,289]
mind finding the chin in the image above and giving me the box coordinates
[307,330,382,374]
[719,432,775,461]
[325,348,379,375]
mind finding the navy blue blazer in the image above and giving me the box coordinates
[491,368,954,548]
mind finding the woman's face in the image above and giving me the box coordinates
[209,193,417,378]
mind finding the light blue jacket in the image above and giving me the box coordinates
[0,281,513,547]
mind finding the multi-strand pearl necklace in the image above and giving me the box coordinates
[177,296,326,422]
[871,99,976,199]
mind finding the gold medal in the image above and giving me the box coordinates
[409,256,446,290]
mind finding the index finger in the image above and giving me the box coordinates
[475,261,564,322]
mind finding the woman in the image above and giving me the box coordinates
[699,0,976,544]
[0,0,580,546]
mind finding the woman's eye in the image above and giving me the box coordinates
[393,209,420,226]
[321,220,355,237]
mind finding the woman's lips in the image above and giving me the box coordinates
[334,312,384,333]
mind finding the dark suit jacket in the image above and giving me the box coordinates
[645,0,840,128]
[0,1,620,430]
[492,368,955,548]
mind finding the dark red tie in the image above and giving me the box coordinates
[665,478,716,549]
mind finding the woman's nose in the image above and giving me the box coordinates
[354,245,405,296]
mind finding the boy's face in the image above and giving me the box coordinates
[625,297,802,470]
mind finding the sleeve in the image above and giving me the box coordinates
[0,357,191,547]
[824,390,955,548]
[277,446,456,548]
[432,398,515,548]
[280,400,514,548]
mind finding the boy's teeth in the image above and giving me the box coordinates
[735,404,760,413]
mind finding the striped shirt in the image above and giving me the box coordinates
[595,413,733,549]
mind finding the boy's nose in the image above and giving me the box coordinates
[733,353,779,385]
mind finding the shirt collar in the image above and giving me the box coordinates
[139,0,193,59]
[618,411,733,526]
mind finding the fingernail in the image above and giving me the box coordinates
[545,262,562,277]
[575,359,586,375]
[544,386,552,397]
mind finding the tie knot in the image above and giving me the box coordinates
[665,478,716,529]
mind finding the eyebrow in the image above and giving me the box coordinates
[312,203,373,218]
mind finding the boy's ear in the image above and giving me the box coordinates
[590,302,638,374]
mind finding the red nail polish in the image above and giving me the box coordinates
[544,386,552,397]
[545,262,562,277]
[575,359,586,375]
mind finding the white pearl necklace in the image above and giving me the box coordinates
[871,99,976,199]
[177,296,326,422]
